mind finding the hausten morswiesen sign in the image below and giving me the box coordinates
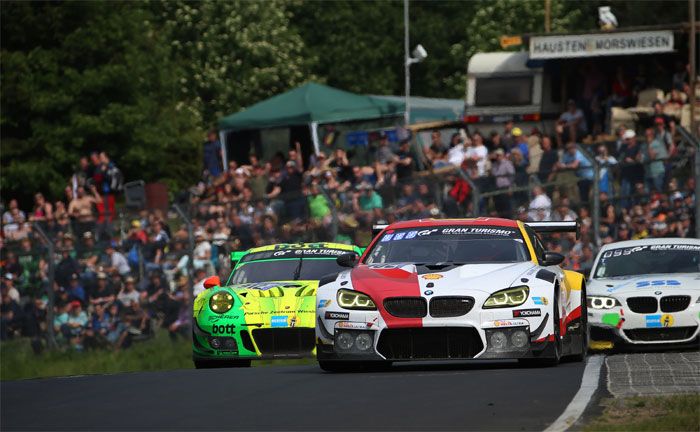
[529,30,674,59]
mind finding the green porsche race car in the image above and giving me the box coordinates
[192,242,362,368]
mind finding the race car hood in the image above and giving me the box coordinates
[588,273,700,295]
[194,280,318,328]
[349,261,536,296]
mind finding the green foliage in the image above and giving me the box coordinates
[1,2,201,205]
[155,0,314,127]
[1,331,192,380]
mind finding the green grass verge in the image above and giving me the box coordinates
[584,394,700,432]
[1,332,317,381]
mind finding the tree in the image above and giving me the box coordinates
[1,2,201,204]
[154,0,315,127]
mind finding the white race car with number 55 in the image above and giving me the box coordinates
[315,218,588,372]
[587,238,700,349]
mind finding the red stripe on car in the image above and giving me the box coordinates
[350,265,422,328]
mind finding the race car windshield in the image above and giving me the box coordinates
[229,251,352,284]
[364,226,530,264]
[593,244,700,278]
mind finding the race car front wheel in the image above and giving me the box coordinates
[194,359,252,369]
[318,360,392,373]
[519,285,561,367]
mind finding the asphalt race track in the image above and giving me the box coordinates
[2,360,586,431]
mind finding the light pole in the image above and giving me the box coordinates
[404,0,427,126]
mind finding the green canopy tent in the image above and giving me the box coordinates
[217,82,404,163]
[219,82,404,131]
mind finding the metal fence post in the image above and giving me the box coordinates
[677,126,700,238]
[576,144,601,247]
[32,223,57,349]
[173,204,195,307]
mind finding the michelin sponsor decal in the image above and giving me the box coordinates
[484,319,529,328]
[513,308,541,317]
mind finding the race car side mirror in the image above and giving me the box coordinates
[337,253,359,268]
[203,276,221,289]
[542,252,565,267]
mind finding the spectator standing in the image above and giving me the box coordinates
[619,130,645,206]
[528,186,552,221]
[465,132,489,178]
[557,142,594,204]
[67,185,101,238]
[395,140,414,181]
[2,199,27,241]
[203,130,223,178]
[557,100,587,144]
[280,160,306,221]
[491,149,515,217]
[644,127,668,193]
[510,128,530,163]
[595,145,618,195]
[538,136,558,185]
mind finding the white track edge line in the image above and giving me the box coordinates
[544,355,605,432]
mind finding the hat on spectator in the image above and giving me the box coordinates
[618,223,629,231]
[131,220,141,229]
[3,273,13,281]
[654,117,665,124]
[512,127,523,137]
[97,272,107,280]
[125,276,135,284]
[622,129,636,140]
[195,229,206,239]
[494,148,505,156]
[70,273,79,280]
[671,191,684,201]
[82,231,93,239]
[63,233,74,241]
[69,300,81,309]
[286,160,297,168]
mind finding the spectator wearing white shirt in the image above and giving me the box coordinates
[193,229,214,274]
[528,186,552,221]
[447,135,466,166]
[105,242,131,276]
[465,132,489,177]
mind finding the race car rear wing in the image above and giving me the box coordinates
[525,220,580,239]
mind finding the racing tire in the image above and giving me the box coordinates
[519,286,561,367]
[194,359,252,369]
[569,282,588,362]
[318,360,392,373]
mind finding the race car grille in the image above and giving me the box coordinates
[251,328,315,356]
[626,297,657,314]
[383,297,427,318]
[623,326,698,342]
[377,327,483,360]
[429,296,475,318]
[660,296,691,313]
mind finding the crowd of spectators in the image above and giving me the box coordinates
[1,152,191,350]
[1,64,697,352]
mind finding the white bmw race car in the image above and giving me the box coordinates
[315,217,588,371]
[587,238,700,349]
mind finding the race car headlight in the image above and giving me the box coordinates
[483,286,529,309]
[337,289,376,310]
[209,292,234,314]
[587,296,621,309]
